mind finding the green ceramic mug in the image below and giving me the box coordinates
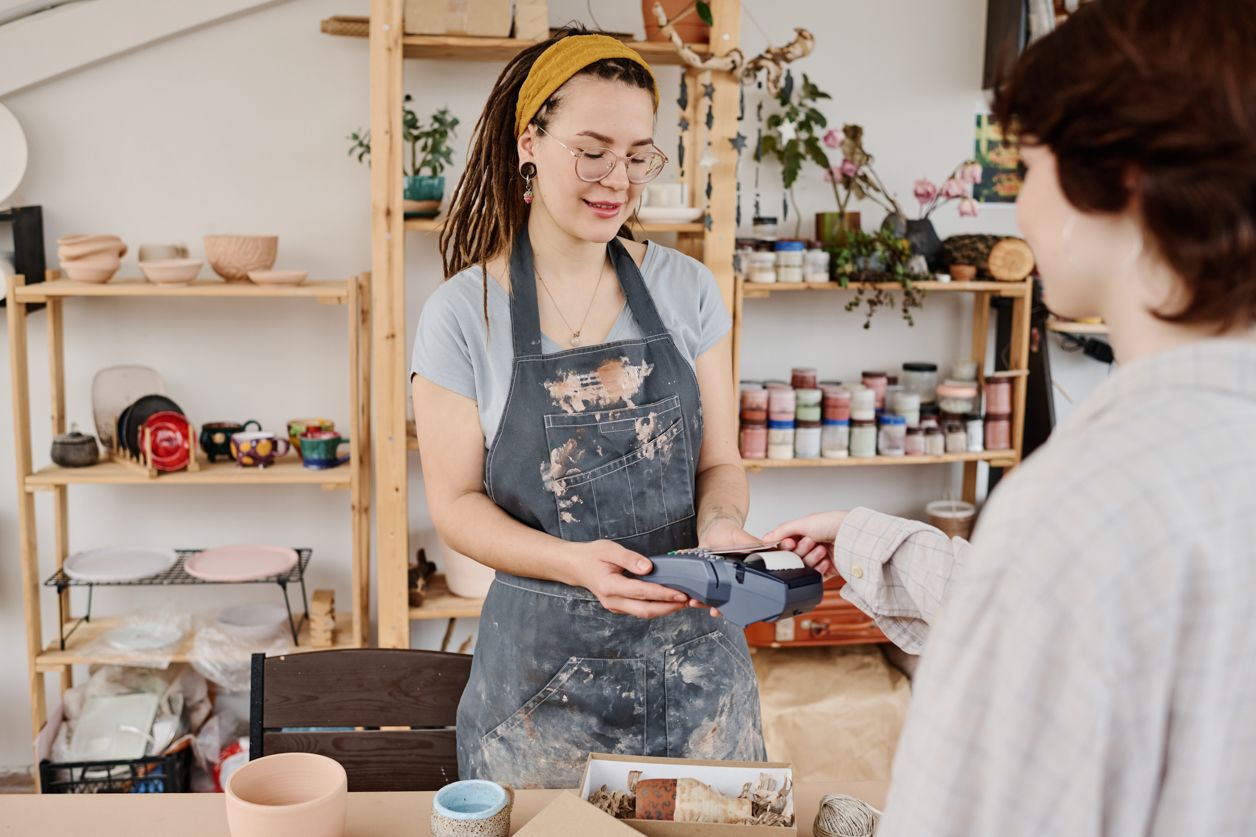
[299,430,350,470]
[287,418,334,453]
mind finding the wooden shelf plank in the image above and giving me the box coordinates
[15,279,350,303]
[742,280,1029,298]
[410,574,484,621]
[744,450,1018,472]
[35,611,358,670]
[26,458,352,489]
[404,217,444,232]
[320,18,706,65]
[1047,319,1108,335]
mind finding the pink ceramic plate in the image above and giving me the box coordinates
[184,545,298,582]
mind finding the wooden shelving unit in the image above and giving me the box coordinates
[5,271,372,750]
[329,0,743,649]
[1047,318,1108,335]
[737,275,1035,504]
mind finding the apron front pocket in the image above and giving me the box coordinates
[664,630,765,761]
[543,395,696,543]
[479,656,646,787]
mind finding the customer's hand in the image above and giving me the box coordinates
[763,511,850,579]
[566,540,690,619]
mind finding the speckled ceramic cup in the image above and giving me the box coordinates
[431,780,514,837]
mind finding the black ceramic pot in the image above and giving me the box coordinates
[51,427,99,468]
[905,218,943,271]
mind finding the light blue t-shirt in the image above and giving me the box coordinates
[411,241,732,447]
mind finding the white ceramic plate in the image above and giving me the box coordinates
[102,622,184,653]
[0,103,28,206]
[64,546,177,583]
[91,365,167,450]
[215,602,289,642]
[637,206,704,224]
[184,545,298,582]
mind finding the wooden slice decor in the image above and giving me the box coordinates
[988,238,1036,282]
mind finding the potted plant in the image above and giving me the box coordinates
[347,96,460,219]
[758,74,899,242]
[881,159,982,271]
[829,228,928,328]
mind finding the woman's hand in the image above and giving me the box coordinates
[763,511,850,579]
[564,540,691,619]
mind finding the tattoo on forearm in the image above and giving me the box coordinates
[698,505,745,539]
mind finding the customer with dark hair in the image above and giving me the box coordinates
[761,1,1256,833]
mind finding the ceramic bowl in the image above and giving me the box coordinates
[139,258,202,285]
[204,235,278,283]
[63,257,121,283]
[215,603,289,642]
[226,752,347,837]
[58,236,126,262]
[247,269,307,286]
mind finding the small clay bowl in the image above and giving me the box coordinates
[949,264,978,281]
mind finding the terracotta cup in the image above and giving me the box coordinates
[431,780,514,837]
[225,752,347,837]
[231,431,290,469]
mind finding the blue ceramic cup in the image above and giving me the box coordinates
[431,780,513,837]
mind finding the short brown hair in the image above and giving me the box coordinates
[993,0,1256,330]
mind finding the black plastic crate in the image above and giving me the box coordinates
[39,746,191,794]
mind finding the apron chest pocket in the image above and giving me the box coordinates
[543,395,696,542]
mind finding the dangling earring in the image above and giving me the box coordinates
[520,162,536,205]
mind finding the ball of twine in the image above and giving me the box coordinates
[813,793,881,837]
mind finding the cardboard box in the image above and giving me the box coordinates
[404,0,513,37]
[578,753,797,837]
[515,790,643,835]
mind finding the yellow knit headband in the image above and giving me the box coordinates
[515,34,659,137]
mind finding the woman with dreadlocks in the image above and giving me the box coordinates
[410,29,765,787]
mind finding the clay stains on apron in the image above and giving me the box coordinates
[544,357,654,413]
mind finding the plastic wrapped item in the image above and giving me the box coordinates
[190,622,291,693]
[83,608,191,670]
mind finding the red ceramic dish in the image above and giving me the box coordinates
[142,410,190,472]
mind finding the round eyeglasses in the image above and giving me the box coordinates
[536,125,668,185]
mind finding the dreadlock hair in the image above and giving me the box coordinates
[438,25,657,325]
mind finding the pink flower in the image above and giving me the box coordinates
[941,177,967,199]
[958,197,979,218]
[960,161,984,185]
[823,129,842,149]
[840,158,859,178]
[823,166,841,183]
[913,179,938,205]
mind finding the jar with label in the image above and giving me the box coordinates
[937,382,978,415]
[891,391,921,427]
[951,360,978,383]
[748,251,777,283]
[965,414,985,452]
[944,419,967,453]
[985,377,1013,415]
[734,239,757,281]
[985,413,1011,451]
[850,418,877,458]
[775,240,806,283]
[821,419,850,458]
[739,422,767,459]
[740,388,769,424]
[861,371,889,410]
[794,420,821,459]
[878,414,907,457]
[901,362,939,404]
[753,215,778,241]
[924,425,945,455]
[791,367,818,390]
[768,419,795,460]
[768,387,796,422]
[850,387,876,421]
[905,426,925,456]
[804,246,831,282]
[795,388,822,423]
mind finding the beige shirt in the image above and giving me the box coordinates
[832,340,1256,836]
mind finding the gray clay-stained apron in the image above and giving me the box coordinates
[455,229,765,788]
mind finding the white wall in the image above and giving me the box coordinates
[0,0,1113,768]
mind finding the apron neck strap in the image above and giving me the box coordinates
[507,227,670,357]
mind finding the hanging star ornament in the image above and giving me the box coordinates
[729,132,748,153]
[703,82,716,100]
[777,119,798,143]
[699,143,718,170]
